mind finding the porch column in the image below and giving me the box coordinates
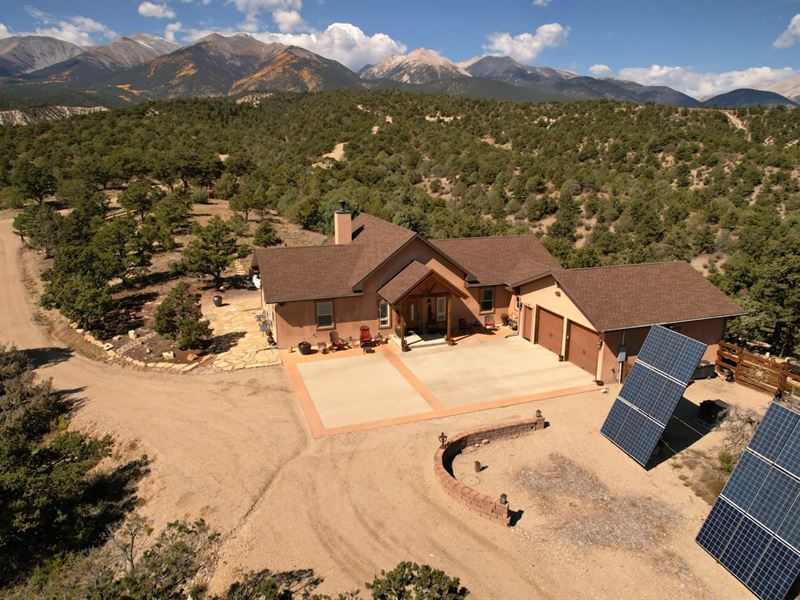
[446,294,452,342]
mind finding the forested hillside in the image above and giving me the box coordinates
[2,90,799,352]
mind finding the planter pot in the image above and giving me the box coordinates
[298,341,312,355]
[212,294,223,307]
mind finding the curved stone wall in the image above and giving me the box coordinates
[433,415,546,526]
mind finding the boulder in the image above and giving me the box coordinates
[162,351,175,360]
[128,330,137,339]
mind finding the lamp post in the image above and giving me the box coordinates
[438,432,448,448]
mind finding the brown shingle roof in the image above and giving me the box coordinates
[254,213,417,303]
[253,244,363,303]
[431,235,560,286]
[551,261,745,332]
[377,260,432,304]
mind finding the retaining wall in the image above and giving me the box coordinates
[434,415,546,526]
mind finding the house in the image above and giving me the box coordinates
[252,203,744,384]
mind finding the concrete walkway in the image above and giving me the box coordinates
[284,336,599,437]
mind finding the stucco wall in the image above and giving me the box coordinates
[267,238,516,348]
[600,317,728,384]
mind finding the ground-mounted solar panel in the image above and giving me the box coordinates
[697,402,800,600]
[636,324,707,384]
[600,325,706,468]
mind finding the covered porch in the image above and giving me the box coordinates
[377,261,469,351]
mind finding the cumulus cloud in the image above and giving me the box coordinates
[181,22,405,70]
[616,64,798,99]
[0,23,12,39]
[138,2,177,19]
[588,63,611,76]
[533,0,551,6]
[164,21,183,42]
[230,0,307,33]
[774,13,800,48]
[21,7,116,46]
[484,23,569,63]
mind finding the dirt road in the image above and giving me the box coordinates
[0,212,757,599]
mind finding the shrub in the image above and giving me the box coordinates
[154,283,212,350]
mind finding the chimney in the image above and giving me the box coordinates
[334,199,351,245]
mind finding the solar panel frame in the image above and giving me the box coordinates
[600,325,707,468]
[698,403,800,600]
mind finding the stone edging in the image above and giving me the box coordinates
[434,414,547,526]
[68,323,210,373]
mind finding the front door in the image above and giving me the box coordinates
[405,300,420,331]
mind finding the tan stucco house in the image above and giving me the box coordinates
[252,204,744,384]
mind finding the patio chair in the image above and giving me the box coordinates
[329,330,347,351]
[484,315,498,331]
[359,325,372,348]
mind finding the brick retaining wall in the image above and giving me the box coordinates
[434,415,546,526]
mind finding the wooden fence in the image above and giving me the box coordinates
[716,341,800,396]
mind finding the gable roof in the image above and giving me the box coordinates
[431,235,560,287]
[545,261,745,332]
[377,260,468,305]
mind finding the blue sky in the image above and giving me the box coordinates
[1,0,799,97]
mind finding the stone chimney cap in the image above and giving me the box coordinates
[336,199,348,213]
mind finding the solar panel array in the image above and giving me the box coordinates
[697,402,800,600]
[600,325,707,467]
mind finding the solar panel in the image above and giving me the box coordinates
[698,402,800,600]
[600,325,706,468]
[636,325,707,384]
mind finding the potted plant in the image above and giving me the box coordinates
[297,340,312,355]
[213,294,223,307]
[501,313,510,326]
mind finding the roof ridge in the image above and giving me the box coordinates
[253,244,359,252]
[353,212,415,236]
[559,260,686,273]
[431,234,542,242]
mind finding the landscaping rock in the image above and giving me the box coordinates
[187,353,198,361]
[162,351,175,360]
[128,330,137,339]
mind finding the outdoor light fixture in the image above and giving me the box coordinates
[438,432,448,447]
[535,409,543,418]
[499,493,508,505]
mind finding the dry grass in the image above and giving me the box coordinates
[514,452,703,589]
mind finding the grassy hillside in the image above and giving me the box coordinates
[2,90,799,351]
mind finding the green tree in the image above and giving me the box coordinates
[213,172,239,200]
[12,162,56,205]
[154,283,212,349]
[119,181,164,221]
[366,562,469,600]
[253,220,282,248]
[181,217,238,288]
[230,178,269,222]
[13,205,62,257]
[41,271,112,328]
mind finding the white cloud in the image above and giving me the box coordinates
[229,0,306,33]
[588,63,611,76]
[774,13,800,48]
[182,22,405,71]
[0,23,12,39]
[138,2,177,19]
[484,23,569,63]
[533,0,551,6]
[164,21,183,42]
[21,8,116,46]
[616,64,799,99]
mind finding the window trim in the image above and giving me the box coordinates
[315,300,334,330]
[435,296,447,322]
[479,287,495,314]
[378,300,391,329]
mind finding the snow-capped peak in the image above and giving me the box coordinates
[359,47,470,84]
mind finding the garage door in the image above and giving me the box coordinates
[522,305,533,341]
[535,307,563,356]
[567,321,600,376]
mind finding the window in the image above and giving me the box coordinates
[316,301,334,328]
[378,301,391,328]
[479,288,494,313]
[436,297,447,322]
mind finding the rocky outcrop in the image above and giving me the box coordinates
[0,105,108,126]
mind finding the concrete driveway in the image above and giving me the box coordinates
[398,336,594,408]
[286,336,598,436]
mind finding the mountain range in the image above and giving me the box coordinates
[0,33,797,110]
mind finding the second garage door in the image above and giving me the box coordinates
[535,307,563,356]
[567,321,600,375]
